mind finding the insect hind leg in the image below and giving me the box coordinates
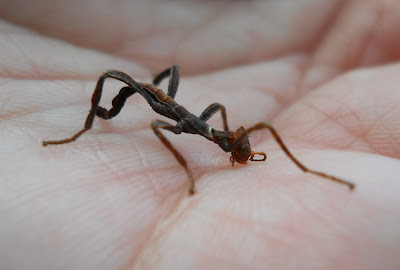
[152,65,180,99]
[42,70,147,146]
[95,87,137,119]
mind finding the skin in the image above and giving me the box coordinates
[0,0,400,269]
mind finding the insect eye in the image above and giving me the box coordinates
[241,144,250,153]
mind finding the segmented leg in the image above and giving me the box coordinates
[246,122,356,190]
[42,70,157,146]
[152,65,180,99]
[199,103,229,131]
[151,120,196,195]
[95,86,137,120]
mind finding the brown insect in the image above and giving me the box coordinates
[42,65,356,195]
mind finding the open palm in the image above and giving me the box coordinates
[1,1,400,269]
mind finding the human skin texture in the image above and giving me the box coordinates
[0,1,400,269]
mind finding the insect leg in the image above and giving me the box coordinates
[151,120,196,195]
[199,103,229,131]
[42,70,156,146]
[246,122,356,190]
[152,65,180,99]
[94,86,137,119]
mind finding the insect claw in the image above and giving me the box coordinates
[189,186,196,195]
[230,156,235,167]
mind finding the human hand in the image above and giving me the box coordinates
[1,1,399,269]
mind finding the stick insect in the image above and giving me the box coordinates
[42,65,356,195]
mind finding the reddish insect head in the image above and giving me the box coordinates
[229,127,251,165]
[229,127,267,166]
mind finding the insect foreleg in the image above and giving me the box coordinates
[246,122,356,190]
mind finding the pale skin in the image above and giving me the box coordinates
[0,1,400,270]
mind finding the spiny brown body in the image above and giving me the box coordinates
[139,83,176,104]
[42,65,356,195]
